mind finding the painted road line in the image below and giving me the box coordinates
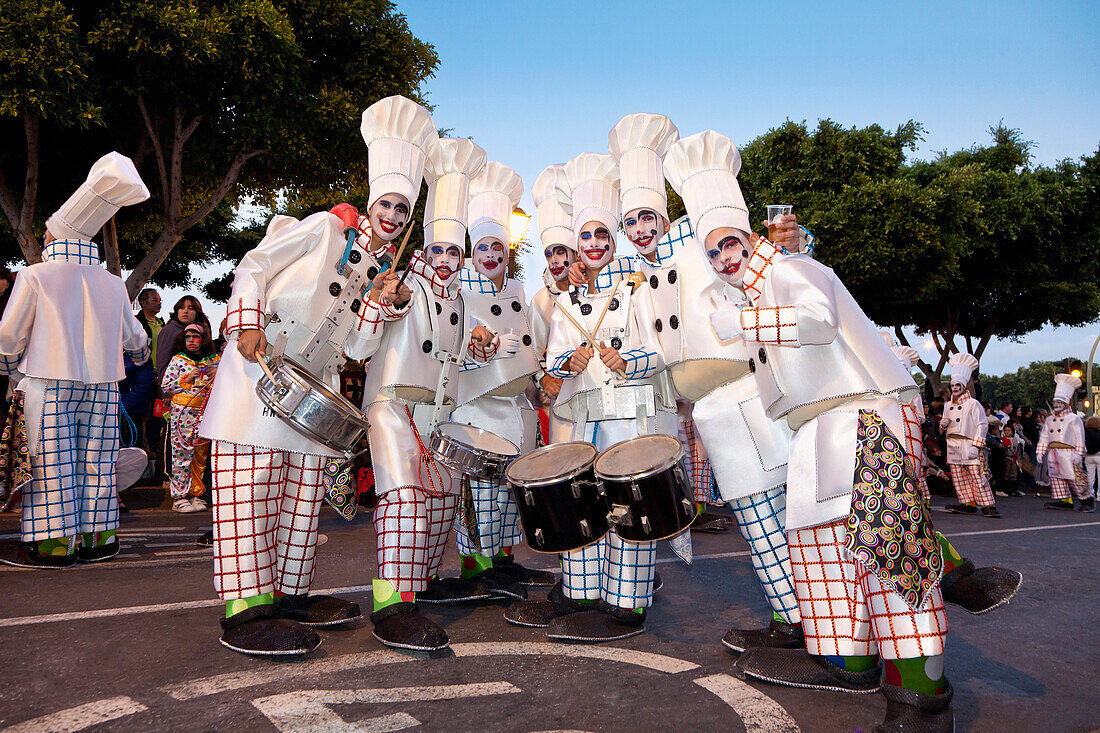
[3,696,147,733]
[0,555,210,573]
[153,548,212,556]
[450,642,700,674]
[694,674,800,733]
[945,520,1100,537]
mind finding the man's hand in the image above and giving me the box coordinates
[598,341,627,373]
[709,304,743,341]
[540,373,563,400]
[237,329,268,362]
[471,324,494,346]
[371,269,411,307]
[766,213,800,252]
[566,344,594,373]
[497,332,523,359]
[567,260,588,288]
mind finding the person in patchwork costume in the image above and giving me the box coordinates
[1039,373,1091,512]
[941,352,1001,518]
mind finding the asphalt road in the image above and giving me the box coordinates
[1,495,1097,733]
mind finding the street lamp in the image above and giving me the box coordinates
[509,206,531,248]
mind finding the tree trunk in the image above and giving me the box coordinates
[124,226,183,300]
[102,216,122,276]
[0,113,44,264]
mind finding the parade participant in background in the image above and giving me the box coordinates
[360,136,512,652]
[941,353,1001,518]
[445,161,555,592]
[671,130,955,731]
[0,152,151,568]
[198,95,435,656]
[155,296,206,388]
[160,323,219,513]
[1039,374,1092,512]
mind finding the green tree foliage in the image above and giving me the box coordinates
[982,359,1097,410]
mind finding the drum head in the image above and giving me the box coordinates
[507,442,597,487]
[438,422,519,457]
[595,434,683,480]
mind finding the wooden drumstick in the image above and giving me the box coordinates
[590,271,644,343]
[255,349,278,382]
[390,220,416,267]
[549,293,626,379]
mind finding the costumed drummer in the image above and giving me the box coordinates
[675,130,955,731]
[197,95,434,656]
[0,152,151,568]
[1039,373,1091,512]
[940,353,1001,518]
[359,136,512,652]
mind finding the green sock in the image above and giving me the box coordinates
[496,547,512,558]
[36,537,74,557]
[226,592,274,619]
[824,654,879,672]
[935,532,963,574]
[460,553,494,578]
[884,656,946,695]
[372,577,415,612]
[80,530,116,548]
[697,502,706,516]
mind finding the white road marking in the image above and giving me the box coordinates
[944,520,1100,537]
[2,696,147,733]
[694,674,800,733]
[252,682,520,733]
[450,641,700,674]
[153,548,211,557]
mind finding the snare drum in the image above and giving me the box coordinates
[594,434,696,542]
[429,422,519,480]
[506,442,610,553]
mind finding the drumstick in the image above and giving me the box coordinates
[391,220,416,267]
[255,349,278,383]
[589,277,625,338]
[549,292,626,379]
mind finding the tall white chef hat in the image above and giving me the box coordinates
[948,352,979,386]
[46,152,150,242]
[468,161,523,249]
[556,153,620,238]
[879,331,920,370]
[533,164,575,252]
[608,113,679,224]
[664,130,750,249]
[360,95,438,209]
[423,137,486,250]
[1053,373,1082,404]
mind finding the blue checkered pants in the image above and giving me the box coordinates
[728,487,800,624]
[456,476,524,557]
[22,379,120,541]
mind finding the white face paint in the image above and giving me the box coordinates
[368,194,410,242]
[426,243,463,285]
[1053,399,1068,415]
[623,208,666,257]
[950,382,965,397]
[578,221,614,270]
[704,227,751,287]
[473,238,507,281]
[544,244,575,281]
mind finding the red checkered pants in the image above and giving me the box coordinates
[788,521,947,660]
[949,463,994,507]
[677,405,714,504]
[374,486,459,593]
[900,402,930,502]
[211,441,326,599]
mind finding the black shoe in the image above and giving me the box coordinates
[733,647,881,694]
[944,503,977,515]
[692,512,732,533]
[546,602,645,643]
[0,540,76,569]
[370,602,449,651]
[77,537,120,563]
[873,682,955,733]
[722,619,805,654]
[653,571,663,594]
[940,559,1022,615]
[274,593,362,627]
[476,568,527,600]
[980,505,1002,519]
[195,530,214,547]
[493,555,556,587]
[1078,497,1096,513]
[1045,500,1075,510]
[416,575,494,605]
[504,582,592,628]
[219,604,321,656]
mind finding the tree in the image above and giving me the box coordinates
[981,359,1097,410]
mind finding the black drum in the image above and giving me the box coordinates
[505,442,610,553]
[594,434,696,542]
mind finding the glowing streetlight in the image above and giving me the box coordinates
[509,206,531,249]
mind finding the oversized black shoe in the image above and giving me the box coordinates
[416,575,494,605]
[692,511,732,533]
[733,647,881,694]
[504,582,589,628]
[722,618,805,654]
[944,503,977,515]
[1044,499,1075,510]
[219,605,321,656]
[873,682,954,733]
[0,540,76,569]
[274,593,362,627]
[653,571,663,594]
[195,530,214,547]
[77,537,120,563]
[370,602,449,651]
[545,600,645,643]
[980,505,1002,519]
[476,568,527,600]
[940,559,1022,615]
[492,555,556,587]
[1078,497,1096,513]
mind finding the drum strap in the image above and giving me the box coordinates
[404,404,451,498]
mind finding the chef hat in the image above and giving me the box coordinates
[46,152,150,242]
[423,137,486,249]
[948,352,979,386]
[360,96,438,209]
[894,345,920,369]
[664,131,750,249]
[468,161,523,249]
[556,153,620,238]
[533,164,575,252]
[608,113,679,224]
[265,214,299,239]
[1053,373,1082,404]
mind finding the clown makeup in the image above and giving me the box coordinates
[184,331,203,355]
[473,238,507,284]
[426,243,463,284]
[578,221,614,270]
[704,227,751,287]
[543,244,575,282]
[1053,399,1068,416]
[950,382,965,397]
[368,194,410,242]
[623,208,666,260]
